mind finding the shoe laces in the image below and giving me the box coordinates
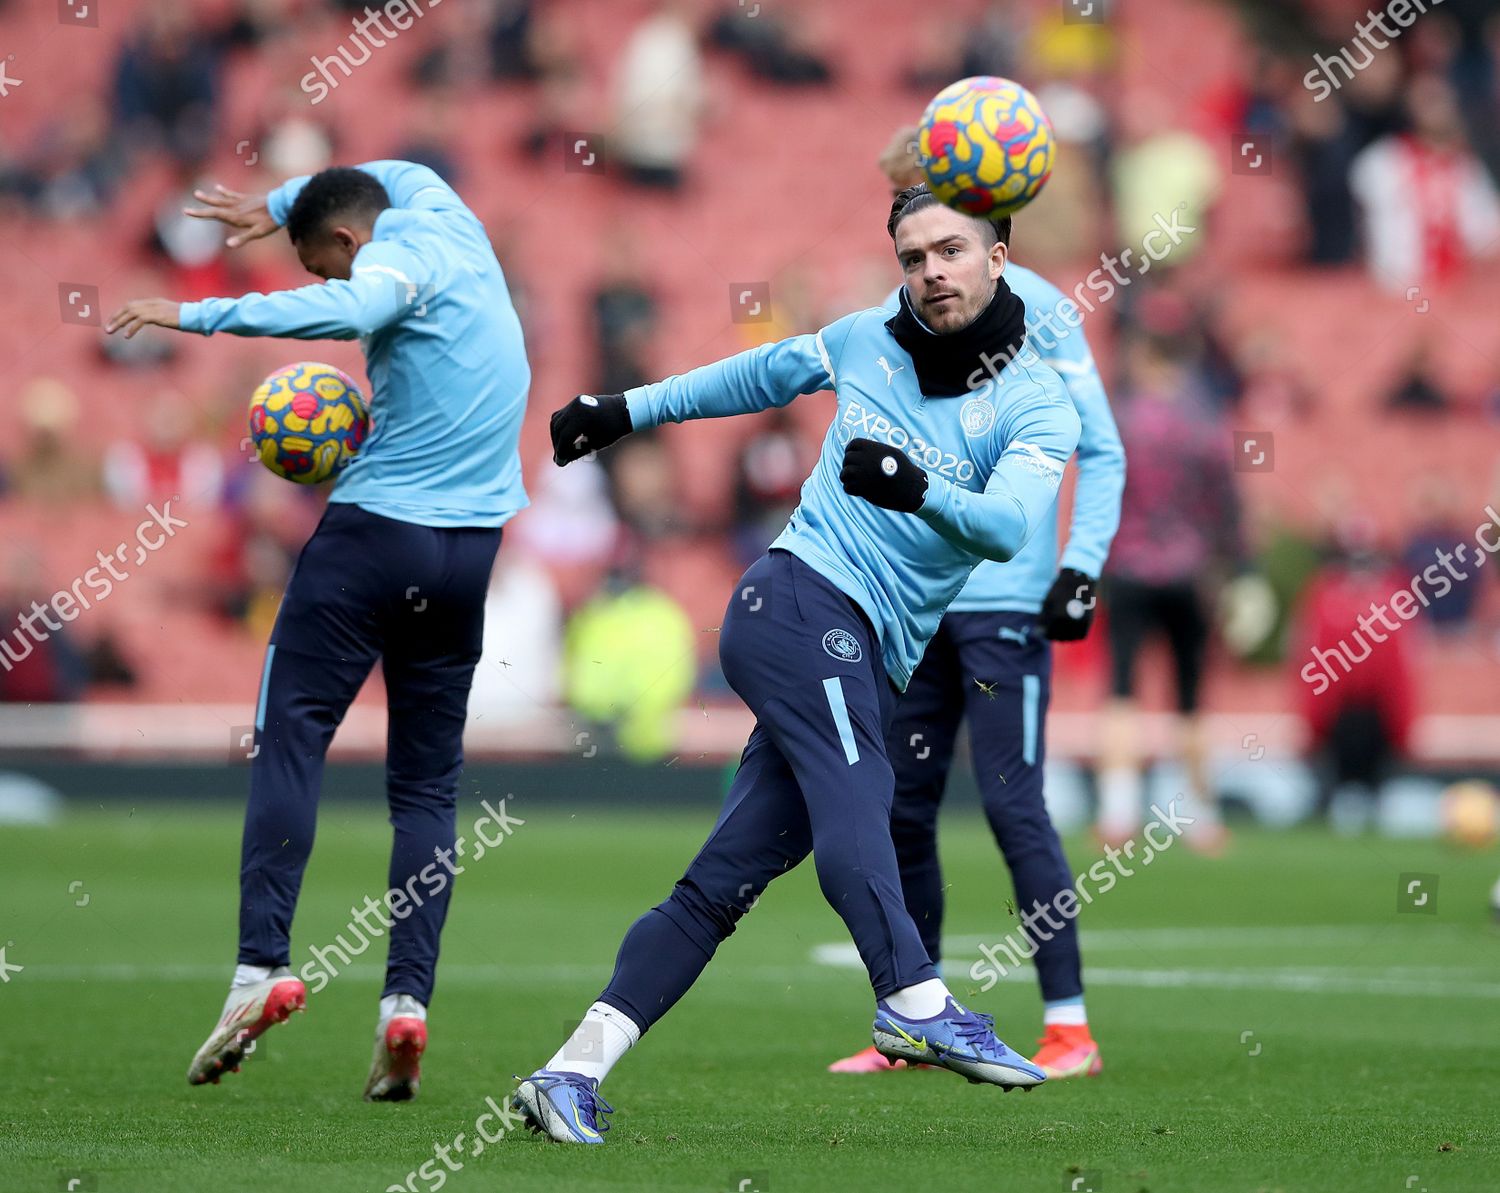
[542,1072,614,1133]
[953,1009,1003,1053]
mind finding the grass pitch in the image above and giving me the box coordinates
[2,795,1497,1192]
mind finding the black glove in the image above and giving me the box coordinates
[1039,568,1098,641]
[550,393,631,465]
[839,437,928,513]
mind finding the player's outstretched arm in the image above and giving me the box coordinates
[173,263,418,341]
[552,321,850,467]
[185,162,464,253]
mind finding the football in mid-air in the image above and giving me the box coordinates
[917,75,1055,220]
[248,362,369,484]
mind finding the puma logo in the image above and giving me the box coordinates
[876,356,905,386]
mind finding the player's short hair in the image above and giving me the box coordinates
[285,167,392,245]
[886,184,1011,250]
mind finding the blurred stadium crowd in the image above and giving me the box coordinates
[1,0,1498,792]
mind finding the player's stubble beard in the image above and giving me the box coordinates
[916,276,999,336]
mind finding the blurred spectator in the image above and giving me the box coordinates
[1097,330,1243,853]
[518,54,588,162]
[1111,93,1220,268]
[730,408,808,569]
[214,0,309,54]
[413,0,543,89]
[709,2,833,85]
[6,379,99,506]
[1287,84,1361,265]
[563,541,696,762]
[208,468,319,638]
[1236,331,1315,423]
[466,550,563,726]
[1384,339,1451,412]
[112,1,220,165]
[0,558,87,703]
[391,96,463,186]
[901,8,1018,92]
[590,235,658,395]
[510,457,619,571]
[1399,477,1483,631]
[1442,1,1500,184]
[613,1,705,189]
[103,394,224,512]
[256,101,337,182]
[21,97,123,221]
[604,432,685,542]
[1350,74,1500,292]
[1022,80,1112,267]
[1294,521,1417,832]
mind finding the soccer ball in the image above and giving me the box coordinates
[248,362,369,484]
[917,76,1055,220]
[1440,779,1499,849]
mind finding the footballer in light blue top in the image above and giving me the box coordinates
[884,263,1124,612]
[625,303,1081,690]
[178,160,530,529]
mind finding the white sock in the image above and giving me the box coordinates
[1097,767,1142,837]
[546,1001,641,1085]
[884,977,952,1019]
[379,993,427,1025]
[232,963,292,988]
[1043,997,1087,1027]
[232,964,271,988]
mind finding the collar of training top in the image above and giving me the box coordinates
[884,277,1027,398]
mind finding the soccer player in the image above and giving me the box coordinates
[511,185,1081,1144]
[106,161,530,1100]
[827,132,1126,1079]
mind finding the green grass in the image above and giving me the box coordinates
[2,798,1498,1192]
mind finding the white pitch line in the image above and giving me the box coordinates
[948,925,1463,951]
[809,939,1500,999]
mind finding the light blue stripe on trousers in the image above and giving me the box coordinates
[1021,672,1040,766]
[822,676,860,766]
[254,643,276,732]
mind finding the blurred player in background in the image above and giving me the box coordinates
[107,161,530,1100]
[826,131,1124,1080]
[510,186,1081,1144]
[1096,325,1241,852]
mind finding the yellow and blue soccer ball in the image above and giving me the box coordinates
[917,76,1055,220]
[248,362,369,484]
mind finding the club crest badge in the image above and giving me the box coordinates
[959,396,996,438]
[822,628,863,663]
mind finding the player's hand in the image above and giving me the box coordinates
[550,394,631,465]
[839,437,928,513]
[1039,568,1098,641]
[184,185,279,249]
[105,298,181,339]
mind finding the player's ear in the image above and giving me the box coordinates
[989,238,1008,279]
[331,226,361,257]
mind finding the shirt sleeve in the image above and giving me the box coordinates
[625,315,856,429]
[916,385,1081,562]
[178,241,424,340]
[267,160,466,226]
[1051,342,1125,577]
